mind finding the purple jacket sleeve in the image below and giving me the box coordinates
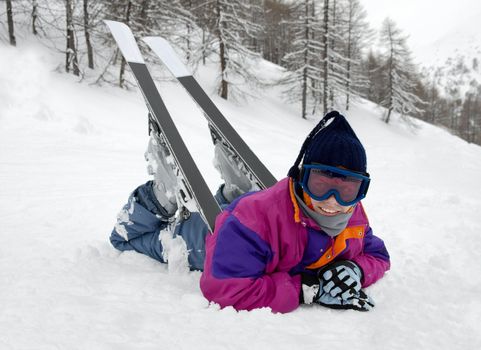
[352,226,390,287]
[200,210,301,313]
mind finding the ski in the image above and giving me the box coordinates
[105,20,220,232]
[142,36,278,190]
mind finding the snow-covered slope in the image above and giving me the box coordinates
[415,8,481,68]
[1,42,481,349]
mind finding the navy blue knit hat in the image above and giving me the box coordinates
[288,111,367,179]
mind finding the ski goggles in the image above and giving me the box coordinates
[300,164,370,206]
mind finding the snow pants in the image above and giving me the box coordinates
[109,181,230,271]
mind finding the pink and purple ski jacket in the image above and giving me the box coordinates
[200,177,390,313]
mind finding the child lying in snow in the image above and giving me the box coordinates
[110,111,390,313]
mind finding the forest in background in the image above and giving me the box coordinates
[2,0,481,146]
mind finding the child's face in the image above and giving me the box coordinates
[310,195,352,216]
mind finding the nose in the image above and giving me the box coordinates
[324,195,339,205]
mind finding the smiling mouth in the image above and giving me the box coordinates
[317,206,341,216]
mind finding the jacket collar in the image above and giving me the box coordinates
[288,178,321,229]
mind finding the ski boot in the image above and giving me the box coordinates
[145,132,178,216]
[213,139,260,203]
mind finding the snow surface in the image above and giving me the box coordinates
[361,0,481,69]
[1,42,481,350]
[414,7,481,68]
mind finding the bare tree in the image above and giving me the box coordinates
[263,0,291,65]
[177,0,215,65]
[83,0,94,69]
[460,90,476,142]
[32,0,39,35]
[209,0,264,100]
[119,0,132,88]
[215,1,228,98]
[6,0,16,46]
[327,0,338,109]
[321,0,329,115]
[340,0,371,110]
[180,0,193,60]
[379,18,423,124]
[282,0,323,119]
[66,0,80,76]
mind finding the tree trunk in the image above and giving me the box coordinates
[430,82,436,123]
[140,0,149,25]
[216,1,228,99]
[6,0,16,46]
[385,107,393,124]
[202,27,206,65]
[32,0,38,35]
[321,0,329,115]
[186,23,192,61]
[301,0,309,119]
[66,0,80,76]
[385,24,394,124]
[218,39,228,99]
[119,0,132,88]
[83,0,94,69]
[465,97,472,142]
[385,60,393,124]
[328,0,336,110]
[345,4,353,111]
[185,0,192,61]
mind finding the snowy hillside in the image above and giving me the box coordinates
[415,7,481,68]
[1,41,481,350]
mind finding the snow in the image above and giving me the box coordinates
[1,41,481,350]
[414,7,481,68]
[361,0,481,69]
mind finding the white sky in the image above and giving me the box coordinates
[361,0,481,50]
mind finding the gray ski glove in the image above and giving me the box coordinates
[319,260,362,300]
[301,261,375,312]
[315,287,375,312]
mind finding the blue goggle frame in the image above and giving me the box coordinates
[300,164,371,206]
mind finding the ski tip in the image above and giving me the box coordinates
[143,37,191,78]
[104,20,145,64]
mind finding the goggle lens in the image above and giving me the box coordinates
[301,164,370,206]
[307,169,362,203]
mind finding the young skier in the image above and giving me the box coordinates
[110,110,390,313]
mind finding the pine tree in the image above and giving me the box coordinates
[320,0,329,115]
[325,0,349,112]
[209,0,264,100]
[263,0,291,65]
[360,50,383,103]
[337,0,371,110]
[460,88,478,143]
[281,0,323,119]
[379,18,424,124]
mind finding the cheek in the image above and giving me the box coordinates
[339,205,353,213]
